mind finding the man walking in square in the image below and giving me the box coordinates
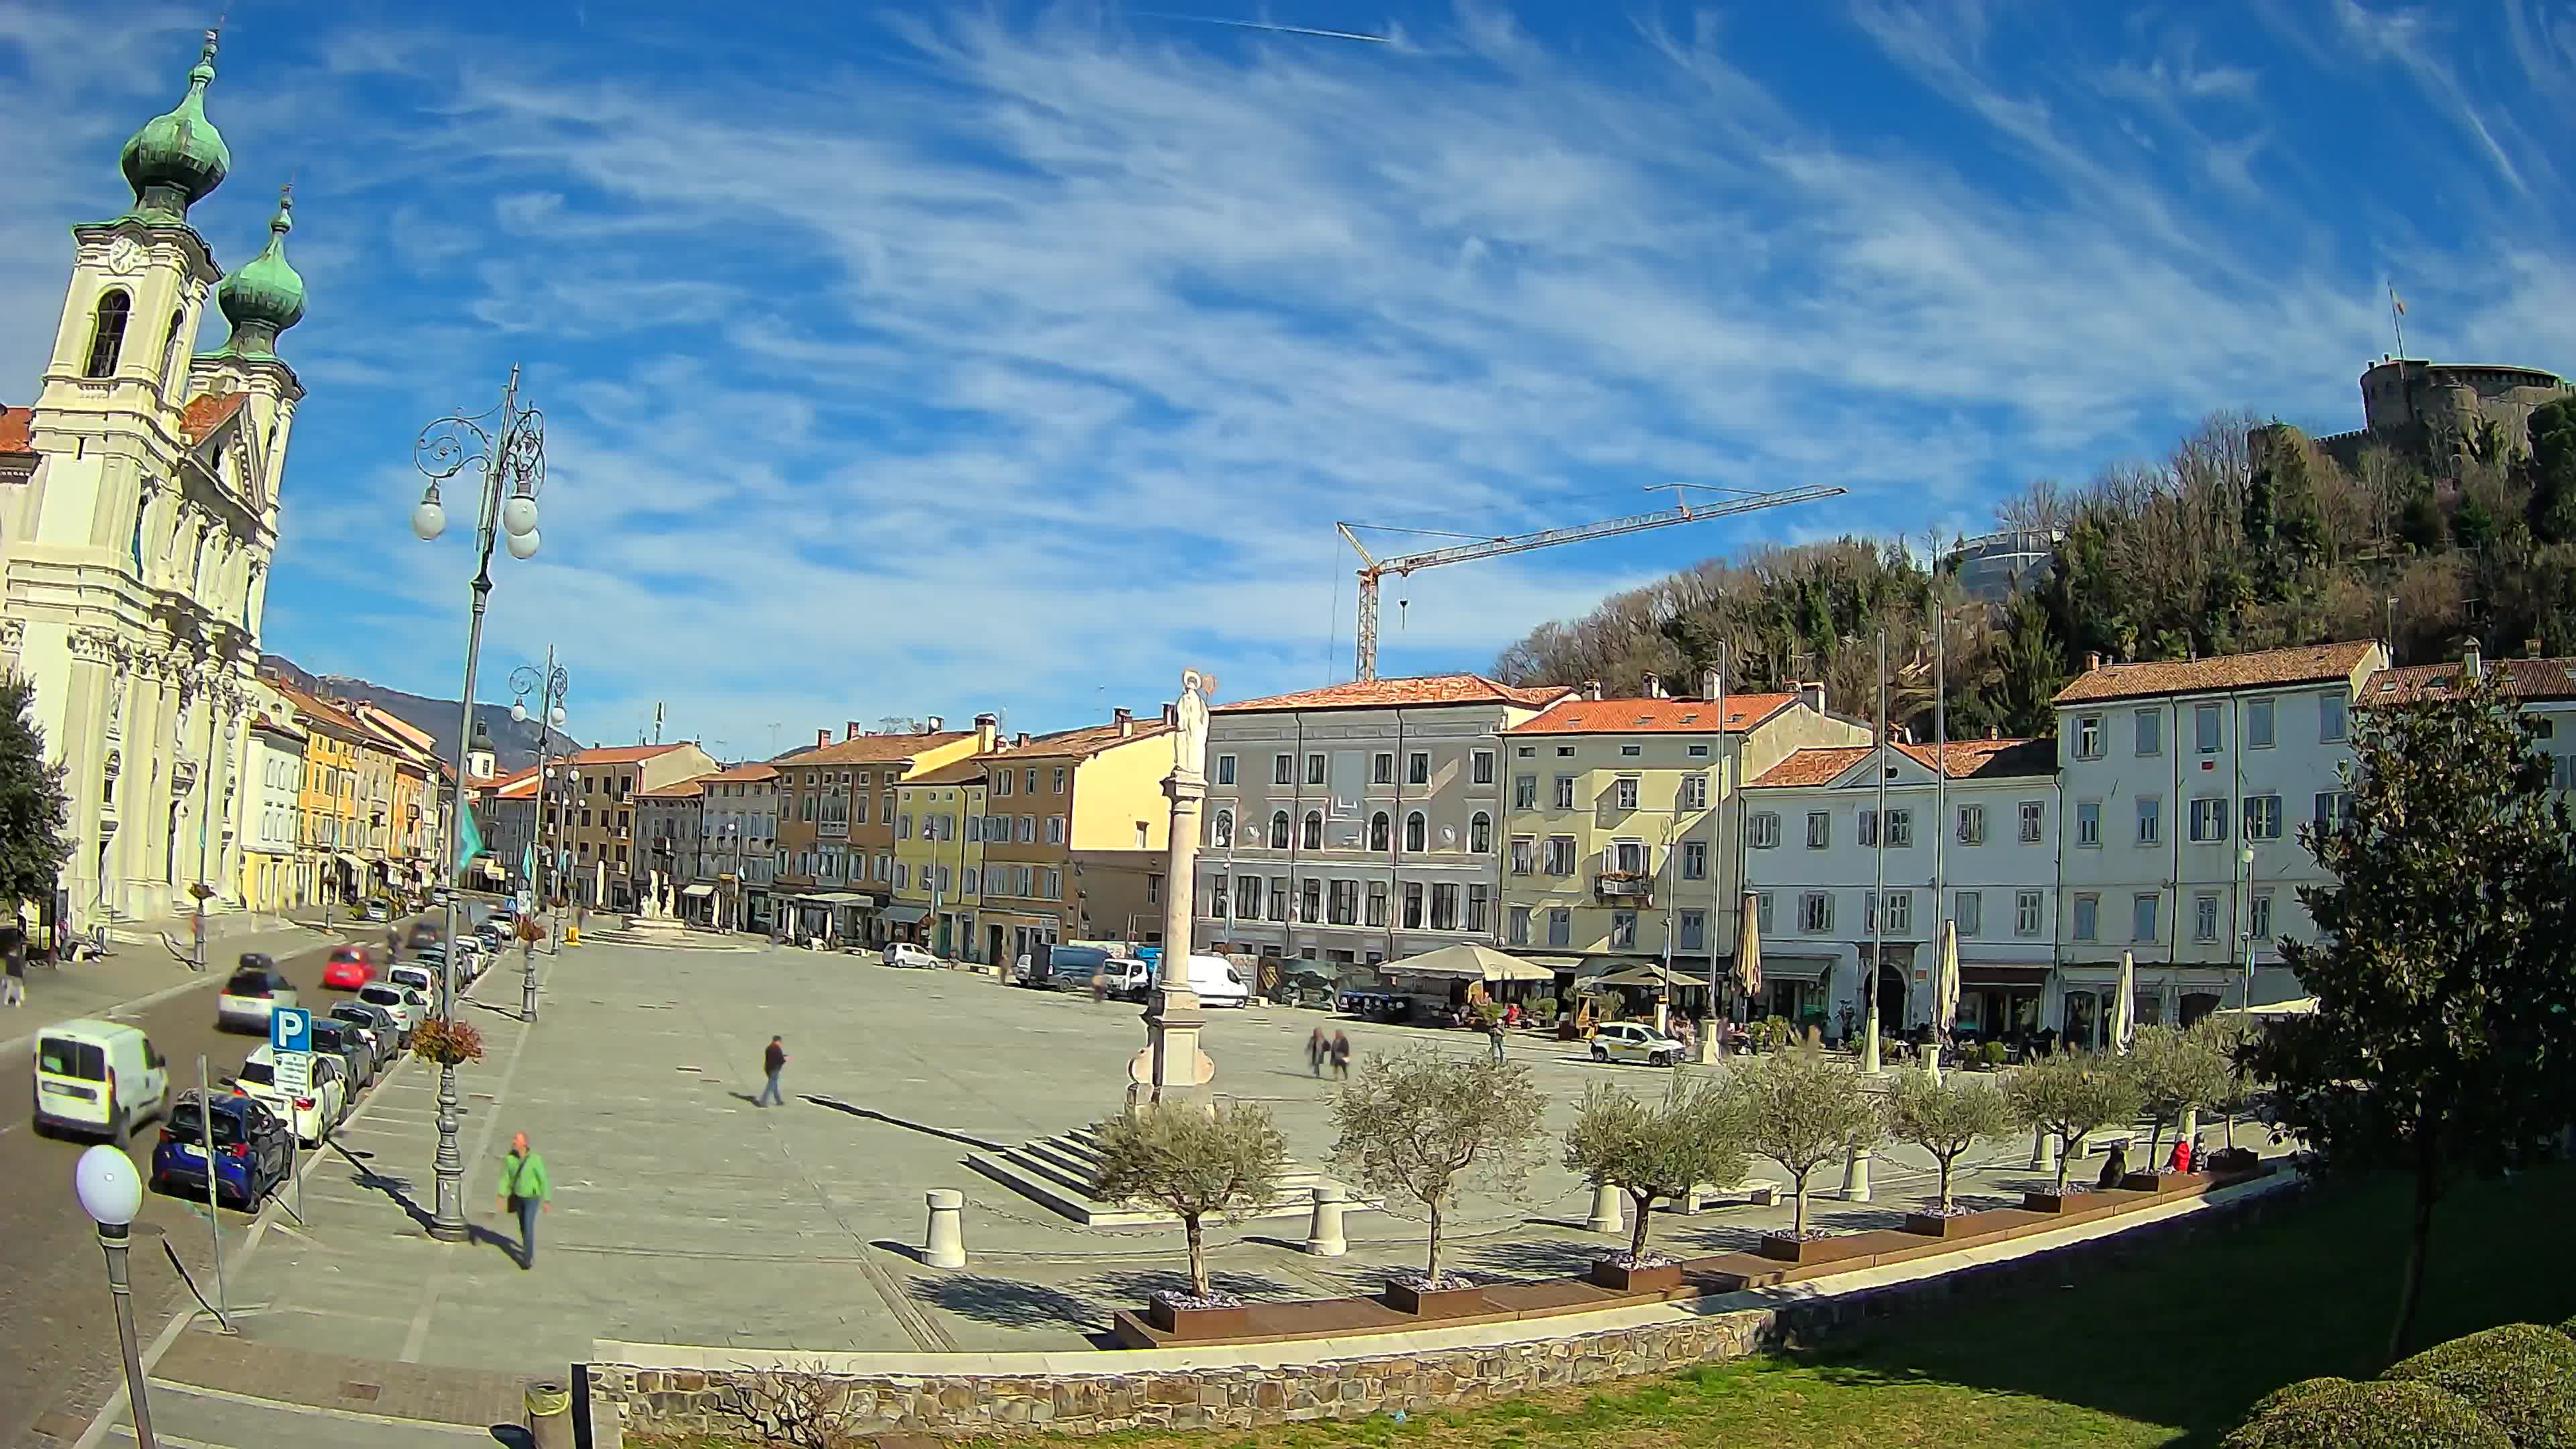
[759,1035,788,1107]
[495,1132,551,1269]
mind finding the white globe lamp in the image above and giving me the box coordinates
[75,1144,142,1227]
[505,528,540,560]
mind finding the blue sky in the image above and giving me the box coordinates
[6,2,2575,756]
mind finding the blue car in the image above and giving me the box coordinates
[150,1091,291,1212]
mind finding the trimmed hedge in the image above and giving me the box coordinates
[2220,1379,2510,1449]
[2383,1323,2576,1449]
[2239,1376,2352,1422]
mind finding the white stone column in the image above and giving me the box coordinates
[923,1189,967,1269]
[1303,1183,1348,1256]
[1132,671,1214,1100]
[1586,1181,1625,1235]
[1839,1144,1872,1201]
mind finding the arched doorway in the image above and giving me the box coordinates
[1876,963,1907,1034]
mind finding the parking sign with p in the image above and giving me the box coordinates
[270,1006,311,1054]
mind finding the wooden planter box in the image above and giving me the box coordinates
[1144,1298,1249,1339]
[1383,1279,1486,1318]
[1587,1258,1684,1293]
[1758,1233,1853,1264]
[2121,1169,2210,1195]
[1902,1209,2001,1239]
[2022,1189,2098,1214]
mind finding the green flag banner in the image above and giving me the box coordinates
[456,803,486,877]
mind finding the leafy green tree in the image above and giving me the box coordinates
[1880,1070,2013,1212]
[2522,397,2576,545]
[2452,493,2498,551]
[1091,1101,1287,1300]
[1562,1077,1751,1263]
[2003,1051,2145,1191]
[2251,667,2576,1362]
[2129,1024,2230,1161]
[0,674,72,910]
[1724,1046,1879,1235]
[1330,1049,1548,1286]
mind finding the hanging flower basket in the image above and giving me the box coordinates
[410,1018,485,1066]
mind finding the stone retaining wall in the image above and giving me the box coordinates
[590,1177,2308,1441]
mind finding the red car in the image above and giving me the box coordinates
[321,946,378,991]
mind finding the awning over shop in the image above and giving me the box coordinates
[680,883,715,898]
[333,852,364,875]
[1759,955,1833,983]
[810,891,877,906]
[1958,961,2053,987]
[2214,996,2316,1018]
[881,904,930,925]
[1582,961,1704,991]
[1380,943,1556,983]
[1515,955,1588,973]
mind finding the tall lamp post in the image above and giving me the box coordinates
[511,653,569,1018]
[411,366,546,1243]
[75,1145,156,1448]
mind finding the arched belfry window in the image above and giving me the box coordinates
[160,309,188,392]
[85,290,132,379]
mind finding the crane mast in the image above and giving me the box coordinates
[1338,483,1847,680]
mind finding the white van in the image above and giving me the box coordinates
[34,1020,171,1138]
[1175,953,1251,1008]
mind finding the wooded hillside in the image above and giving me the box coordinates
[1491,400,2576,740]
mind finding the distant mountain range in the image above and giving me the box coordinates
[260,654,584,775]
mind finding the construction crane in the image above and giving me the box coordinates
[1336,482,1847,681]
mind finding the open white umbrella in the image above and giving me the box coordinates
[2113,949,2137,1053]
[1929,918,1961,1081]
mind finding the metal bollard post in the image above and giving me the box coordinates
[924,1189,967,1269]
[1303,1183,1348,1256]
[1839,1144,1872,1202]
[524,1379,573,1449]
[1585,1181,1624,1235]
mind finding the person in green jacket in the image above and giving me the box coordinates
[496,1132,551,1269]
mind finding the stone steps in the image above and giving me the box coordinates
[965,1128,1360,1228]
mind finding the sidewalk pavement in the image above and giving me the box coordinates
[0,919,349,1066]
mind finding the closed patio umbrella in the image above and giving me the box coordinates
[1733,890,1762,1012]
[1929,918,1960,1082]
[2114,949,2137,1054]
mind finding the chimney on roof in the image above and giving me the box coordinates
[2463,637,2483,680]
[1014,732,1030,747]
[846,721,862,741]
[1988,726,2000,741]
[974,712,998,753]
[2085,651,2102,672]
[1114,706,1134,737]
[1701,667,1719,702]
[2528,639,2544,659]
[1799,681,1825,715]
[1160,703,1178,729]
[1644,674,1666,699]
[816,728,830,749]
[1582,679,1603,702]
[925,715,943,732]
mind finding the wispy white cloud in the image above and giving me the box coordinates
[4,1,2573,755]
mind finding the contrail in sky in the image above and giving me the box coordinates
[1142,13,1394,44]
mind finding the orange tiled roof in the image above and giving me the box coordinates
[492,769,541,799]
[1218,674,1571,714]
[773,731,972,767]
[1753,738,2052,788]
[0,406,32,455]
[702,761,779,783]
[2367,657,2576,704]
[987,718,1173,760]
[1507,694,1799,735]
[2054,641,2380,706]
[568,743,697,765]
[906,757,990,786]
[639,777,708,799]
[274,682,366,738]
[178,393,248,446]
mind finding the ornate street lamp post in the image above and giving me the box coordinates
[411,366,545,1242]
[76,1145,156,1448]
[511,652,570,1020]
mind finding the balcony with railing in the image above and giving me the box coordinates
[1594,869,1654,903]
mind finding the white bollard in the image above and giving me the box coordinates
[2179,1107,2200,1149]
[1585,1181,1625,1235]
[1839,1144,1872,1202]
[2031,1126,2057,1174]
[924,1189,967,1269]
[1304,1183,1349,1256]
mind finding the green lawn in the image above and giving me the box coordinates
[643,1163,2576,1449]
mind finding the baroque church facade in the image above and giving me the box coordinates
[0,32,307,928]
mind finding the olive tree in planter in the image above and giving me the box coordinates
[1881,1068,2014,1226]
[2130,1024,2229,1162]
[2002,1050,2143,1195]
[1330,1047,1547,1310]
[2188,1014,2261,1157]
[1561,1077,1750,1289]
[1090,1099,1287,1326]
[1724,1046,1878,1244]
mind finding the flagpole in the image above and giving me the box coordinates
[2389,283,2407,358]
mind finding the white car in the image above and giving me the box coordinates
[357,981,428,1040]
[389,964,439,1000]
[1590,1022,1686,1067]
[881,943,939,969]
[235,1044,348,1145]
[452,936,488,980]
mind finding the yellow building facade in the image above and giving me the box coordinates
[892,757,987,958]
[279,684,366,905]
[1500,686,1867,981]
